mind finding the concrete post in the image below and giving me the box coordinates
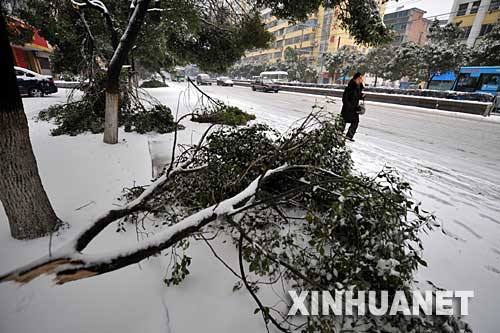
[467,0,492,47]
[448,0,461,24]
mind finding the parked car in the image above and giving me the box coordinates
[174,75,186,82]
[216,76,234,87]
[196,73,212,85]
[251,79,280,93]
[15,66,57,97]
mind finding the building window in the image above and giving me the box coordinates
[285,37,297,45]
[391,23,407,31]
[470,1,481,13]
[297,47,313,55]
[393,35,404,43]
[461,26,472,38]
[285,25,299,33]
[479,24,494,36]
[489,0,500,10]
[302,33,313,41]
[284,34,313,45]
[457,3,469,16]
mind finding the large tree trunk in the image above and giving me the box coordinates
[102,0,151,144]
[0,10,59,239]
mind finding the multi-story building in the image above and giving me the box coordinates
[242,10,315,64]
[242,3,386,68]
[383,8,432,46]
[3,1,54,75]
[448,0,500,47]
[8,17,53,75]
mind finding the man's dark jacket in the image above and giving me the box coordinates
[341,80,362,123]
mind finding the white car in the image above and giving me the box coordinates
[216,77,234,87]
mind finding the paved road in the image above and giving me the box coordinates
[157,82,500,331]
[200,84,500,187]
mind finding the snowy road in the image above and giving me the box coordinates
[152,82,500,332]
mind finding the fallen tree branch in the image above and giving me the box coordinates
[187,77,223,107]
[0,166,296,284]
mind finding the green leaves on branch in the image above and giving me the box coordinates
[471,23,500,66]
[38,74,179,135]
[191,104,256,126]
[121,111,468,331]
[139,79,168,88]
[387,21,470,84]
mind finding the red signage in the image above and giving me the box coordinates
[8,17,49,50]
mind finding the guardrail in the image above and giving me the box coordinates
[56,79,496,116]
[232,81,495,116]
[55,81,80,89]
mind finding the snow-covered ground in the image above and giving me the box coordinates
[1,84,499,332]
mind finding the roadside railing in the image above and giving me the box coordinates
[230,80,496,116]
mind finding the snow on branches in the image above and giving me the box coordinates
[71,0,109,14]
[0,108,468,331]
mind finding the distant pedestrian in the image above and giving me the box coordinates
[341,72,365,141]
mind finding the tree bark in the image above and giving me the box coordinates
[103,0,151,144]
[0,10,59,239]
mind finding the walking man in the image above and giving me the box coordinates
[341,72,365,141]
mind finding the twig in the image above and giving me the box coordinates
[201,235,241,280]
[187,77,223,106]
[75,201,95,211]
[238,232,289,333]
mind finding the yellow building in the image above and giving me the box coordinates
[448,0,500,47]
[242,3,386,67]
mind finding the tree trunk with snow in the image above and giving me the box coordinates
[102,0,151,144]
[426,73,436,90]
[0,10,59,239]
[103,91,120,143]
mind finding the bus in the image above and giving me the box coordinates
[452,66,500,108]
[259,71,289,83]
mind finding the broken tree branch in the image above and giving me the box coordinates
[0,166,301,285]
